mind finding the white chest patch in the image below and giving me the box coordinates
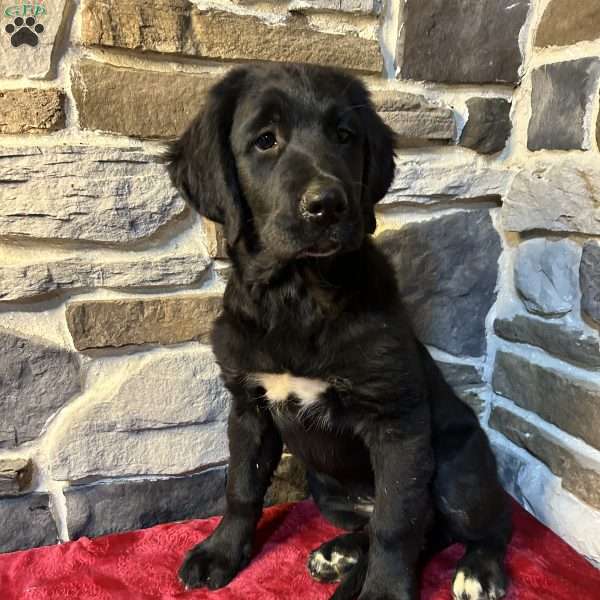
[251,372,329,408]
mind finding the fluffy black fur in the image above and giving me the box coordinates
[165,63,511,600]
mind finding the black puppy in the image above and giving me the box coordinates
[166,63,511,600]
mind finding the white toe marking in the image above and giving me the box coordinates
[453,570,483,599]
[331,550,358,566]
[310,551,329,571]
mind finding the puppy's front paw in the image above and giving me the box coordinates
[179,540,247,590]
[452,567,507,600]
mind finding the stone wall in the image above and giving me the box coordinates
[0,0,599,565]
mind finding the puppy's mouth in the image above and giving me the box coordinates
[297,240,341,258]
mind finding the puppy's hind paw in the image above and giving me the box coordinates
[308,548,358,583]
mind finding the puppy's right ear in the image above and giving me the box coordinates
[164,68,248,245]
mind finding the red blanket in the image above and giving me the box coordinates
[1,500,599,599]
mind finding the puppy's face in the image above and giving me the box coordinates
[167,64,396,262]
[230,74,367,259]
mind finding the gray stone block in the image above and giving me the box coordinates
[514,239,581,317]
[493,351,600,450]
[377,211,501,357]
[0,147,187,243]
[528,58,600,150]
[0,328,81,449]
[371,91,455,147]
[495,315,600,370]
[382,153,509,208]
[401,0,530,84]
[0,0,69,79]
[503,163,600,235]
[490,405,600,510]
[460,98,512,155]
[0,493,58,553]
[581,242,600,327]
[436,361,483,388]
[0,253,212,303]
[65,467,227,539]
[47,345,229,483]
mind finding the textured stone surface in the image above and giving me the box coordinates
[81,2,382,73]
[48,345,229,482]
[65,467,227,540]
[265,453,309,505]
[382,155,508,207]
[378,211,500,357]
[0,89,65,133]
[514,239,581,317]
[0,147,186,242]
[503,163,600,235]
[401,0,530,84]
[371,91,455,146]
[457,387,486,418]
[72,59,217,139]
[490,406,600,510]
[0,0,68,79]
[0,253,211,303]
[492,438,600,566]
[0,328,81,449]
[66,295,222,351]
[528,59,600,151]
[493,351,600,450]
[495,315,600,370]
[536,0,600,47]
[203,219,228,259]
[0,493,57,553]
[581,242,600,326]
[0,458,33,495]
[436,361,483,388]
[597,107,600,151]
[460,98,512,154]
[288,0,380,13]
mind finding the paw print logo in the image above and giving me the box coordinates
[5,16,44,48]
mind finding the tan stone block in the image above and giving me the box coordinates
[490,406,600,510]
[0,89,64,134]
[536,0,600,47]
[203,219,228,259]
[0,458,34,495]
[81,1,382,73]
[71,59,216,139]
[66,295,223,351]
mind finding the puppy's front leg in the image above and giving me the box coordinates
[179,397,282,590]
[358,405,433,600]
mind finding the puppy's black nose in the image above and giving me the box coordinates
[301,187,348,225]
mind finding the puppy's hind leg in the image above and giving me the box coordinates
[435,428,512,600]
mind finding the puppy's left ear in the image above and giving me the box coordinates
[163,68,248,245]
[360,100,397,234]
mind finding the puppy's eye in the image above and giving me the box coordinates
[337,127,354,144]
[255,132,277,151]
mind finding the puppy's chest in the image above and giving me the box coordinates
[249,372,332,411]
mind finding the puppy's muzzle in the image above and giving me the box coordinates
[300,186,348,227]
